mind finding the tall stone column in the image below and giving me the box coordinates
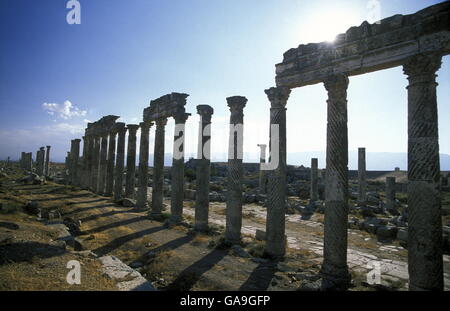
[65,151,71,178]
[125,125,139,199]
[25,153,32,171]
[114,123,127,202]
[257,144,267,194]
[136,121,153,210]
[37,147,45,176]
[85,123,94,190]
[225,96,247,244]
[385,177,397,214]
[264,87,290,259]
[170,113,190,224]
[105,129,117,197]
[358,147,367,205]
[150,118,167,217]
[71,139,81,186]
[44,146,51,177]
[403,53,443,291]
[310,158,319,202]
[80,136,87,188]
[20,152,25,169]
[195,105,214,232]
[91,135,101,191]
[320,74,351,290]
[98,132,109,194]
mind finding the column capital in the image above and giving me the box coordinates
[173,112,190,124]
[265,87,291,108]
[153,118,166,128]
[140,120,154,130]
[197,105,214,123]
[126,124,140,135]
[226,96,247,113]
[114,122,127,135]
[403,53,442,80]
[323,74,349,93]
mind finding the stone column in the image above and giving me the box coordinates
[257,144,267,194]
[195,105,214,232]
[320,74,351,290]
[105,129,117,197]
[85,123,94,190]
[310,158,319,202]
[80,136,87,188]
[170,113,190,224]
[71,139,81,186]
[97,132,109,194]
[37,147,45,176]
[44,146,51,177]
[264,87,290,259]
[114,123,127,202]
[125,124,139,199]
[225,96,247,244]
[25,153,32,171]
[65,151,71,178]
[20,152,25,169]
[385,177,397,214]
[358,147,367,205]
[150,118,167,217]
[136,121,153,210]
[403,53,443,291]
[91,135,101,191]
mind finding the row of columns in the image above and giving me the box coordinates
[261,52,443,290]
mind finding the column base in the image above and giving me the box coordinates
[194,222,209,233]
[320,263,351,291]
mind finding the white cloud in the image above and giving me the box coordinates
[42,100,87,120]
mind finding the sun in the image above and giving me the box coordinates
[299,7,362,44]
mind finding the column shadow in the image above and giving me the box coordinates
[238,260,278,291]
[82,215,149,235]
[163,248,229,291]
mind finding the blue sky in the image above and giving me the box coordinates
[0,0,448,169]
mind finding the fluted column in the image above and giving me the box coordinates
[310,158,318,202]
[71,139,81,186]
[385,177,397,214]
[44,146,51,177]
[97,132,109,194]
[114,123,127,202]
[358,147,367,205]
[80,136,88,188]
[150,118,167,217]
[37,147,45,177]
[257,144,267,194]
[91,135,101,191]
[403,53,443,291]
[170,113,190,224]
[264,87,290,259]
[225,96,247,244]
[320,74,351,290]
[105,129,117,196]
[136,121,153,210]
[85,123,94,189]
[125,124,139,199]
[195,105,214,231]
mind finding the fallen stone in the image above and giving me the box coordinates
[99,255,156,291]
[121,198,136,207]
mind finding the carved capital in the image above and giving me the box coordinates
[323,74,349,94]
[173,113,190,124]
[126,124,140,135]
[154,118,167,128]
[140,121,154,130]
[197,105,214,123]
[403,53,442,80]
[265,87,291,109]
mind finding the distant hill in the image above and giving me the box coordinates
[156,151,450,171]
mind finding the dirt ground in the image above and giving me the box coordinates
[1,167,449,291]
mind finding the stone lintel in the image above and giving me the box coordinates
[275,2,450,88]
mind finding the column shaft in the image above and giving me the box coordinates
[150,119,167,216]
[264,87,290,258]
[311,158,318,202]
[105,131,117,196]
[358,147,367,205]
[98,134,108,194]
[225,96,247,243]
[404,53,443,291]
[114,124,127,202]
[125,125,139,199]
[136,122,152,210]
[321,74,351,290]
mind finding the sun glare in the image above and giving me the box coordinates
[300,7,362,44]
